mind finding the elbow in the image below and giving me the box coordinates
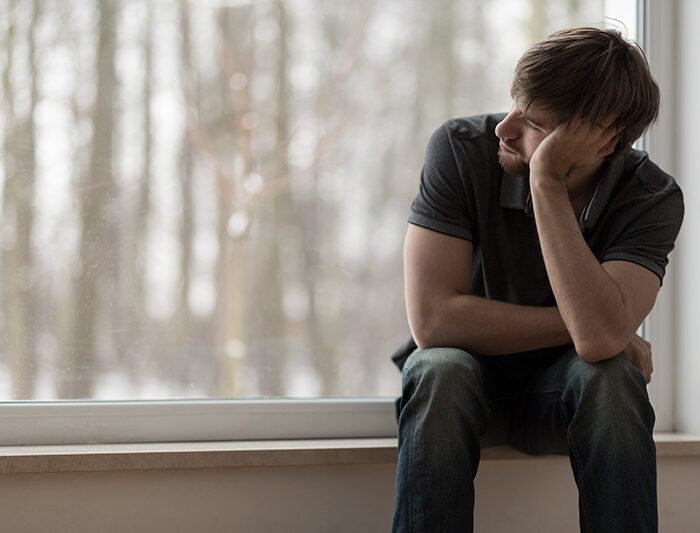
[574,335,627,363]
[410,317,436,350]
[408,306,443,350]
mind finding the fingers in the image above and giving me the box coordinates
[598,133,619,156]
[624,335,653,383]
[646,347,653,384]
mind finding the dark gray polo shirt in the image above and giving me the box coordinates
[392,113,684,369]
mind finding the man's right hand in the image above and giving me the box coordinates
[622,334,653,384]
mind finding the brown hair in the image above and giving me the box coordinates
[511,27,659,155]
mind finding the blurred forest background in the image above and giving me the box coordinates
[0,0,626,400]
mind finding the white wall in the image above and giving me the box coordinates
[1,457,698,532]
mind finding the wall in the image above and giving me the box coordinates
[1,456,699,532]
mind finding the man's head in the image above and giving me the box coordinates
[496,26,659,175]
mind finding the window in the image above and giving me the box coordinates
[1,0,656,444]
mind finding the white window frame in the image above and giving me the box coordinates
[0,399,398,446]
[3,0,682,447]
[641,0,677,432]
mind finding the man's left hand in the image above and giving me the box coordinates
[529,120,619,182]
[622,334,653,384]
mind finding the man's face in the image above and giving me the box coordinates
[494,99,556,175]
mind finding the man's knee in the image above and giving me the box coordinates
[404,346,480,382]
[567,352,655,434]
[402,347,485,401]
[400,347,488,432]
[570,352,647,392]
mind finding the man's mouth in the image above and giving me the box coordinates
[499,141,516,154]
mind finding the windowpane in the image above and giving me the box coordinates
[0,0,636,400]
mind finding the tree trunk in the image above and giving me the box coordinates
[213,5,252,397]
[2,0,41,399]
[247,0,291,396]
[62,0,118,399]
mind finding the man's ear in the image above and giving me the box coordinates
[598,133,620,158]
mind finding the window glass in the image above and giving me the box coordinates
[0,0,636,400]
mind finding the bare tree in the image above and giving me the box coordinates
[62,0,119,398]
[210,4,255,396]
[245,0,293,396]
[2,0,41,399]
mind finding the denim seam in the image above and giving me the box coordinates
[561,391,593,533]
[404,396,414,533]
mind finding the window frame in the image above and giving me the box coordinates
[2,0,680,447]
[640,0,677,432]
[0,398,398,446]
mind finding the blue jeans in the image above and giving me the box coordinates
[392,346,657,533]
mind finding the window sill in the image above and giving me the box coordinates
[0,438,399,474]
[0,433,697,475]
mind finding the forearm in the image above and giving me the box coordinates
[411,294,571,355]
[530,178,630,360]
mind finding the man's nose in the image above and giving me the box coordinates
[495,110,520,140]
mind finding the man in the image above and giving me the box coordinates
[391,27,684,533]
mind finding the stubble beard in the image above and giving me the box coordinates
[498,148,529,176]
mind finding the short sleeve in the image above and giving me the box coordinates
[602,186,684,284]
[408,123,475,241]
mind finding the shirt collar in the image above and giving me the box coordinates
[499,171,532,215]
[579,151,626,233]
[499,151,627,231]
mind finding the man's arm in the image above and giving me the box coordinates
[404,223,572,354]
[529,123,659,362]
